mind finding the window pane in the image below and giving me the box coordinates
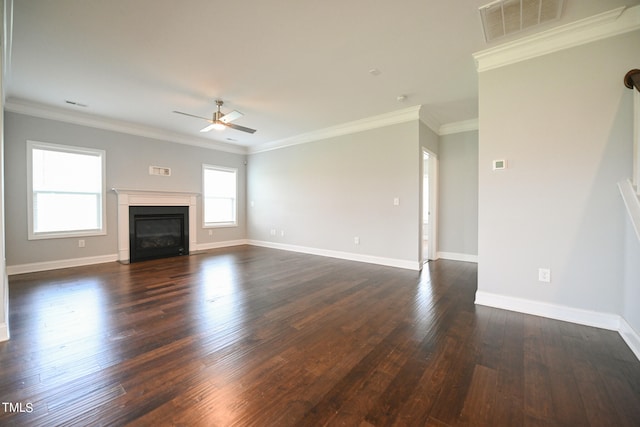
[204,198,234,223]
[203,166,237,225]
[34,193,101,233]
[29,142,105,238]
[33,149,102,193]
[204,169,236,198]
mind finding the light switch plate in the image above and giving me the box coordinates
[538,268,551,283]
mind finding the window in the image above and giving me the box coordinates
[203,165,237,227]
[27,141,106,239]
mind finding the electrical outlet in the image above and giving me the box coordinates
[208,229,213,237]
[270,229,276,236]
[78,239,85,248]
[280,230,285,237]
[354,236,360,245]
[538,268,551,283]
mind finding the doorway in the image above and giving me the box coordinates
[421,150,437,265]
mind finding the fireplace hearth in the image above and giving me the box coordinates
[129,205,189,263]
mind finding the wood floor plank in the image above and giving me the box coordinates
[571,357,626,427]
[523,317,556,424]
[426,310,481,425]
[0,246,638,426]
[493,309,525,425]
[300,321,418,426]
[457,364,498,426]
[391,336,459,426]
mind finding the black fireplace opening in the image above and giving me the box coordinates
[129,205,189,263]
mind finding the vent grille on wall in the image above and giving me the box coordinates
[149,166,171,176]
[479,0,564,42]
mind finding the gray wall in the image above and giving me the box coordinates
[438,130,478,257]
[419,120,439,156]
[477,30,639,315]
[4,112,247,266]
[247,121,421,265]
[5,110,480,272]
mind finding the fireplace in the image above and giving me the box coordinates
[113,189,197,263]
[129,206,189,262]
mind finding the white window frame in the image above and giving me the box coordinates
[27,140,107,240]
[202,164,238,228]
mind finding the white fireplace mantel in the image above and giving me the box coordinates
[112,188,198,262]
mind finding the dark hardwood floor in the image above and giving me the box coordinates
[1,245,639,426]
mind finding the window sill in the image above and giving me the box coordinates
[204,223,238,229]
[28,229,107,241]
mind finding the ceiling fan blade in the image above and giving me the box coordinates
[226,122,257,134]
[174,106,255,134]
[173,111,212,122]
[220,110,243,123]
[200,124,216,133]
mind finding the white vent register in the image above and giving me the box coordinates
[479,0,564,42]
[149,166,171,176]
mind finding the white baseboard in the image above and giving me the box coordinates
[437,252,478,263]
[7,240,250,275]
[6,239,420,274]
[0,322,8,342]
[475,291,640,361]
[7,254,119,275]
[474,291,621,330]
[195,239,249,252]
[619,318,640,361]
[249,240,421,270]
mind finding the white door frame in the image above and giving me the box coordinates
[421,149,438,265]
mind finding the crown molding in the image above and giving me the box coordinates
[439,118,479,135]
[473,5,640,72]
[418,107,478,136]
[7,97,480,155]
[249,105,421,154]
[5,98,248,155]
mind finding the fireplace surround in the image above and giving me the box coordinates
[113,189,198,263]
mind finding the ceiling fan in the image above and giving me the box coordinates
[173,100,257,134]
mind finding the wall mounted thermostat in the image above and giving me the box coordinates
[493,159,507,170]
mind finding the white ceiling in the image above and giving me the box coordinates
[6,0,639,149]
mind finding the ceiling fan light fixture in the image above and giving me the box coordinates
[175,99,256,134]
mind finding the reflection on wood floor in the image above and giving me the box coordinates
[1,245,639,426]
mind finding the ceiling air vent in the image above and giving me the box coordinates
[479,0,564,42]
